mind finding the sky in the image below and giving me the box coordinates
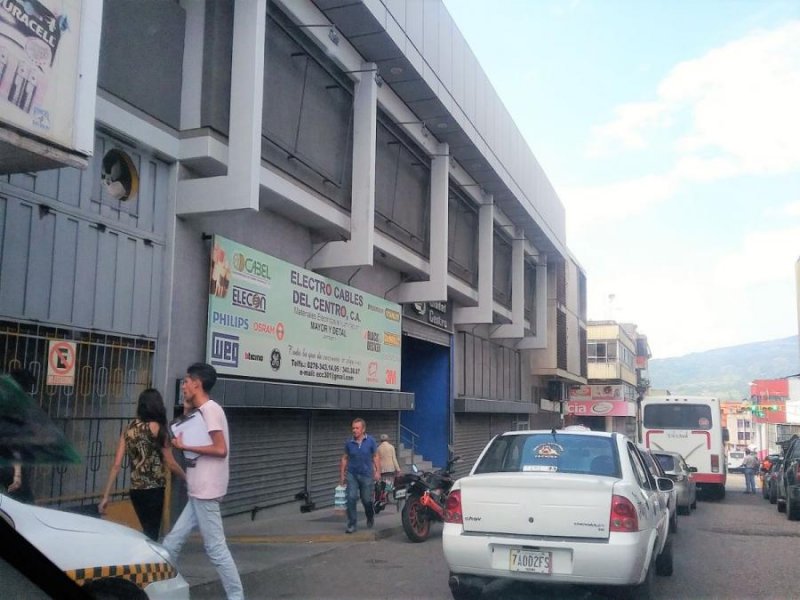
[442,0,800,359]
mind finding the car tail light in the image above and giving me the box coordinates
[444,490,463,524]
[610,495,639,532]
[711,454,720,473]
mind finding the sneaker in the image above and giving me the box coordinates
[346,525,355,533]
[367,516,374,529]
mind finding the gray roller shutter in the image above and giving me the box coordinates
[309,411,398,508]
[453,414,515,478]
[223,409,308,516]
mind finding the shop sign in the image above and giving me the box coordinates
[566,400,636,418]
[206,235,402,390]
[403,300,452,332]
[0,0,86,151]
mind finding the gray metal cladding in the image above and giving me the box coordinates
[0,133,170,338]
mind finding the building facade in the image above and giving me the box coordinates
[566,320,647,437]
[0,0,585,515]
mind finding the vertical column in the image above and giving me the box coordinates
[491,228,524,338]
[309,63,378,268]
[392,142,449,302]
[454,198,494,323]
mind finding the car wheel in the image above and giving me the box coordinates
[788,495,799,521]
[678,504,690,516]
[81,577,148,600]
[655,539,674,577]
[448,574,484,600]
[778,497,786,513]
[691,495,697,510]
[669,510,678,533]
[769,485,777,505]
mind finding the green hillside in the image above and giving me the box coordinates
[648,336,800,400]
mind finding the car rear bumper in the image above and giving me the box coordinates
[442,523,652,586]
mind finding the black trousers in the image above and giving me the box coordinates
[129,487,165,541]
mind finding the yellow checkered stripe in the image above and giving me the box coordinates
[64,562,176,589]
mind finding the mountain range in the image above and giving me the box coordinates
[648,336,800,400]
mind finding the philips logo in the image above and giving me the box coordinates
[210,332,239,368]
[232,286,267,313]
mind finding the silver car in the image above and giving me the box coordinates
[653,450,697,515]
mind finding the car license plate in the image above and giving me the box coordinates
[394,489,407,500]
[509,549,552,574]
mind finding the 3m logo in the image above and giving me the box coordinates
[210,332,239,368]
[385,369,397,386]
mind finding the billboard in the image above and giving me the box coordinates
[569,384,625,401]
[0,0,87,151]
[205,235,402,390]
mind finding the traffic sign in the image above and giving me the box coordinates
[47,340,76,386]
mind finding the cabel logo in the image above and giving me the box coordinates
[232,253,271,280]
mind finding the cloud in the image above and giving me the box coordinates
[588,20,800,176]
[713,226,800,289]
[561,173,678,237]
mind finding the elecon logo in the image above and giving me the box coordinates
[232,285,267,313]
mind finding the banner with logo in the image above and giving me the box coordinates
[566,400,636,418]
[205,235,402,390]
[0,0,83,149]
[569,384,625,401]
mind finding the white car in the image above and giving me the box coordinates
[442,429,674,600]
[1,493,190,599]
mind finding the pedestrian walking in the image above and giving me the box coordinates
[377,433,401,481]
[339,417,380,534]
[99,388,185,541]
[162,363,244,600]
[742,448,760,493]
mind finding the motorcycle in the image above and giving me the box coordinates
[394,455,460,542]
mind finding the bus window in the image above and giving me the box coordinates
[643,404,713,430]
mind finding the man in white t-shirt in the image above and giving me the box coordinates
[163,363,243,600]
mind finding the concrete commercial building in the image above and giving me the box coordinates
[0,0,585,515]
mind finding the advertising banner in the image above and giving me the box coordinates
[569,384,625,401]
[205,235,402,390]
[566,400,636,418]
[0,0,82,148]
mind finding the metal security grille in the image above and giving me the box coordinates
[0,319,155,507]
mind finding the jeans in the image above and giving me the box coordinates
[163,497,244,600]
[744,467,756,492]
[346,471,374,529]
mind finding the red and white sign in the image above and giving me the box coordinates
[46,340,76,386]
[566,400,636,417]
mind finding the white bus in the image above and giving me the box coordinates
[640,395,728,499]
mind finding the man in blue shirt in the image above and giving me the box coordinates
[339,418,381,533]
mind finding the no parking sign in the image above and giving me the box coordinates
[47,340,77,386]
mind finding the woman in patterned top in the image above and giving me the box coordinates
[99,388,185,540]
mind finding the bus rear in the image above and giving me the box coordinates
[640,395,727,499]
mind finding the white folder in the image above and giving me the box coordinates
[170,410,212,460]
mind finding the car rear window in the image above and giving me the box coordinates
[655,454,676,471]
[474,433,619,477]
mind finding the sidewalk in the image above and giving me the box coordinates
[175,500,405,590]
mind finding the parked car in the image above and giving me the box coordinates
[640,446,679,533]
[778,435,800,519]
[764,457,783,504]
[442,429,674,600]
[0,493,190,599]
[653,450,697,515]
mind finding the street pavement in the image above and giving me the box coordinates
[176,498,409,598]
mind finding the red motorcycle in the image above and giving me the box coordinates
[394,455,460,542]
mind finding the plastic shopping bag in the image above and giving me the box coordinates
[333,485,346,513]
